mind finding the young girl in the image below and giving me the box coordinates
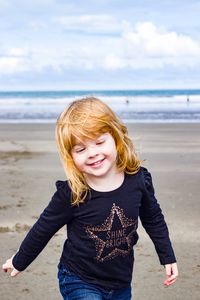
[2,97,178,299]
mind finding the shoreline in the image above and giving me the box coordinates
[1,120,200,124]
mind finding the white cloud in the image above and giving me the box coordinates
[54,14,121,32]
[104,54,125,69]
[29,21,48,31]
[1,21,200,76]
[0,57,29,74]
[0,47,32,74]
[8,47,29,56]
[123,22,200,57]
[101,21,200,70]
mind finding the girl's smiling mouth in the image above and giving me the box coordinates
[87,158,105,167]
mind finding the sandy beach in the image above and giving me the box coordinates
[0,123,200,300]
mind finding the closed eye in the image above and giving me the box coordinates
[74,147,85,153]
[96,140,105,145]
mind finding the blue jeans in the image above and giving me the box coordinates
[57,263,132,300]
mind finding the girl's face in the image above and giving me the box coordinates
[71,132,118,181]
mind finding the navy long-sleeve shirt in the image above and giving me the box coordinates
[13,167,176,289]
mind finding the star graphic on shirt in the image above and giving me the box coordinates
[85,203,138,262]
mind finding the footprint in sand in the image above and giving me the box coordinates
[0,223,31,234]
[0,204,11,210]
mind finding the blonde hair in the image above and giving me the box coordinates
[56,97,141,206]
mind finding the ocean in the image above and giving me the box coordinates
[0,89,200,123]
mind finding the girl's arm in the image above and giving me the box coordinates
[2,181,72,276]
[139,167,178,285]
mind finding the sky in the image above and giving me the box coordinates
[0,0,200,90]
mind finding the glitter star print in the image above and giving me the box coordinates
[85,203,138,262]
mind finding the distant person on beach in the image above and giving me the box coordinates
[2,97,178,299]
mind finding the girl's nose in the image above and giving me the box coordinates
[87,145,98,158]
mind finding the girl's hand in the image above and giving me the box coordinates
[164,263,178,286]
[2,255,20,277]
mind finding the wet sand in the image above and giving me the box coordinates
[0,123,200,300]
